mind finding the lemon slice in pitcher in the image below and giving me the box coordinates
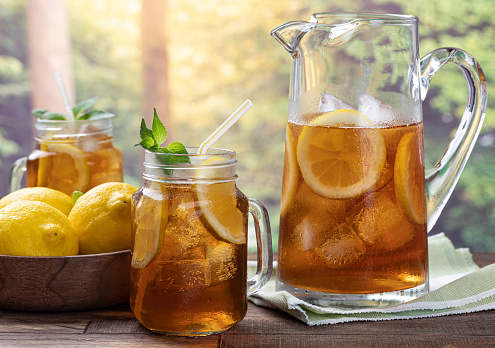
[394,132,427,224]
[297,109,386,199]
[38,143,91,194]
[195,156,246,245]
[280,128,299,215]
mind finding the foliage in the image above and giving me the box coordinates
[0,0,494,251]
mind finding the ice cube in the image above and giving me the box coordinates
[162,199,214,260]
[358,94,398,126]
[349,193,415,252]
[205,242,238,286]
[314,222,366,268]
[318,93,356,113]
[286,183,348,252]
[155,259,206,292]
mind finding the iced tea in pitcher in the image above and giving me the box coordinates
[278,109,428,298]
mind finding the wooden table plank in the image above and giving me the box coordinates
[0,253,492,347]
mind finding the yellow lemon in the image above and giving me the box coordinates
[68,182,138,255]
[297,109,386,199]
[0,201,78,256]
[0,187,73,216]
[38,143,91,195]
[394,132,427,224]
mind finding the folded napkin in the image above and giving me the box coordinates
[248,233,495,325]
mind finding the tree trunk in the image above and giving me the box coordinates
[26,0,74,114]
[141,0,171,140]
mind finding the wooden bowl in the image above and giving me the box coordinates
[0,250,131,312]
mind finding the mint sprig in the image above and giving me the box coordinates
[32,96,115,120]
[135,109,190,164]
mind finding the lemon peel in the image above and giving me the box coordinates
[0,187,73,216]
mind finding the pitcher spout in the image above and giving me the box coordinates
[270,21,315,57]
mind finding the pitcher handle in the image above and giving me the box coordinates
[9,157,27,193]
[420,48,487,232]
[247,198,273,295]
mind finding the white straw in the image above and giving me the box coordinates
[55,72,75,120]
[197,99,253,155]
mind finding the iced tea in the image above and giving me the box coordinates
[10,117,123,196]
[278,114,428,295]
[26,134,123,196]
[130,181,248,335]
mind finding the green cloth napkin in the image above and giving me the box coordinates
[248,233,495,325]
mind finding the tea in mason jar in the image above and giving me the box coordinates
[26,133,123,195]
[130,148,272,336]
[130,181,248,335]
[277,109,428,296]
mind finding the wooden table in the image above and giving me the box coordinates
[1,253,494,347]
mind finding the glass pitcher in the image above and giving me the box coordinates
[9,117,124,196]
[272,13,487,308]
[130,148,273,335]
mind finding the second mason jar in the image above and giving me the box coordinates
[9,117,124,195]
[130,148,272,336]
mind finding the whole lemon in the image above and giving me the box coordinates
[0,201,79,256]
[0,187,74,216]
[69,182,138,255]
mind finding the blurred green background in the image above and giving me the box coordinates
[0,0,493,251]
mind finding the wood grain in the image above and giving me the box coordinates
[0,250,131,311]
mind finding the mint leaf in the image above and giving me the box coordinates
[135,136,155,148]
[167,141,188,155]
[135,109,190,164]
[32,95,114,121]
[139,118,154,142]
[77,110,115,120]
[151,108,167,145]
[72,96,99,117]
[32,109,49,118]
[72,190,84,203]
[44,112,67,120]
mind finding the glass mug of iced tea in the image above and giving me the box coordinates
[130,148,273,336]
[9,117,124,195]
[272,13,487,308]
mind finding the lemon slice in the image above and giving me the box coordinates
[280,128,299,215]
[195,156,246,244]
[38,143,91,195]
[297,109,386,199]
[394,132,426,224]
[131,186,168,268]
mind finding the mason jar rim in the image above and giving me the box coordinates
[34,115,116,125]
[144,147,236,166]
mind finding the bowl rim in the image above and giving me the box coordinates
[0,249,131,260]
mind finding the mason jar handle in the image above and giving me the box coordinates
[420,48,487,232]
[247,198,273,295]
[9,157,27,193]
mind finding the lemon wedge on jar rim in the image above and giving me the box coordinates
[195,155,246,245]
